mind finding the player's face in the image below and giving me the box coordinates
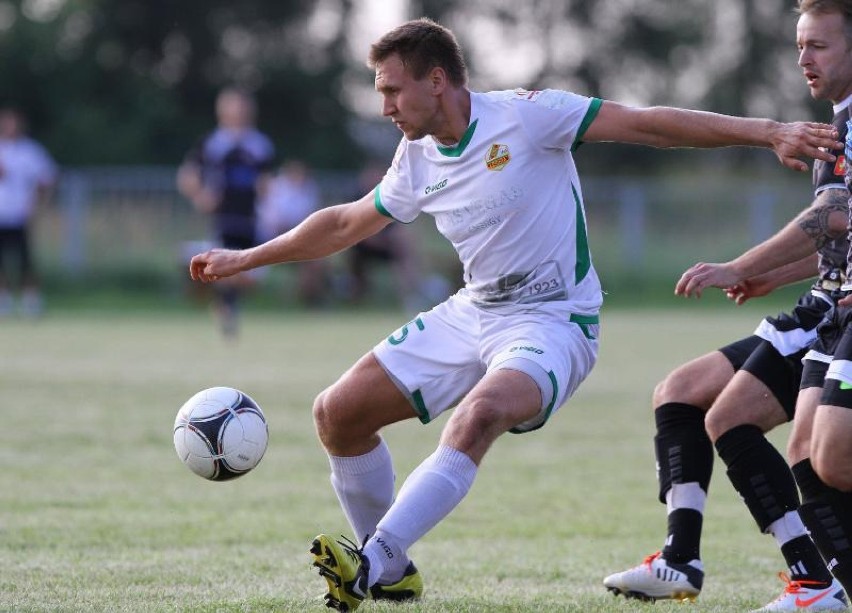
[216,93,254,130]
[375,54,441,141]
[0,111,22,138]
[797,11,852,103]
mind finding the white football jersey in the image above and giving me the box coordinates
[376,89,603,314]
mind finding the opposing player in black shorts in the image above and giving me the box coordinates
[177,88,275,337]
[792,17,852,597]
[604,3,851,609]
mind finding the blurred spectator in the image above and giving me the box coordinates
[258,160,328,306]
[346,163,446,313]
[0,106,58,318]
[177,88,275,338]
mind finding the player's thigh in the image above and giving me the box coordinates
[314,351,419,454]
[813,319,852,489]
[653,336,759,409]
[705,341,798,440]
[705,371,787,442]
[811,404,852,490]
[479,307,598,433]
[440,367,543,464]
[371,297,485,426]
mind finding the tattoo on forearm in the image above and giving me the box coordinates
[798,189,848,248]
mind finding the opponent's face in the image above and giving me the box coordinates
[375,54,441,141]
[797,11,852,103]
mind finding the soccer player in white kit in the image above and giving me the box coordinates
[189,18,841,611]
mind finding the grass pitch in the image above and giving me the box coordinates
[0,307,803,612]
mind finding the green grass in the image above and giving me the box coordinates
[0,308,803,612]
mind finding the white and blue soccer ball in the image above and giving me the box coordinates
[173,386,268,481]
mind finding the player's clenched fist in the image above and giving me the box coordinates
[189,249,245,283]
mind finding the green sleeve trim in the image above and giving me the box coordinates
[373,185,394,218]
[571,97,603,152]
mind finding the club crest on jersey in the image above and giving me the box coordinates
[835,154,847,176]
[485,144,510,171]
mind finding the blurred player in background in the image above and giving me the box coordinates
[345,162,431,313]
[258,159,327,306]
[177,88,275,337]
[189,18,841,612]
[0,106,57,318]
[605,2,852,610]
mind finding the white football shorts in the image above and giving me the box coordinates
[372,292,599,433]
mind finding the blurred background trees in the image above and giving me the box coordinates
[0,0,821,171]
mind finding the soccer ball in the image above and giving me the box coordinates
[173,386,268,481]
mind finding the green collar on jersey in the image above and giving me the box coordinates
[436,119,478,157]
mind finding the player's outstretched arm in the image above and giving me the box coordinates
[582,101,840,171]
[190,191,392,283]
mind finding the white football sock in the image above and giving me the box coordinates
[364,444,478,586]
[666,482,707,514]
[329,438,395,544]
[768,510,808,547]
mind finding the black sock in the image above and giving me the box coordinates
[654,402,713,502]
[794,459,852,594]
[781,535,833,584]
[715,425,800,533]
[662,508,703,563]
[654,403,711,564]
[714,426,833,582]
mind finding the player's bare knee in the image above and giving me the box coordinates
[447,398,513,450]
[786,430,810,465]
[703,409,726,443]
[653,367,707,409]
[311,390,335,443]
[651,378,669,410]
[312,387,356,447]
[813,452,852,491]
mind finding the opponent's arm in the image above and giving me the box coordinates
[582,101,840,172]
[724,254,819,305]
[190,191,392,282]
[176,161,218,213]
[675,188,847,298]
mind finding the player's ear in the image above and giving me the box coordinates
[429,66,447,95]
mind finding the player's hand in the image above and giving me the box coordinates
[675,262,742,298]
[772,121,841,172]
[838,293,852,307]
[189,248,245,283]
[724,278,773,305]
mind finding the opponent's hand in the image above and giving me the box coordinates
[838,293,852,307]
[723,278,773,305]
[772,122,840,172]
[189,248,245,283]
[675,262,742,298]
